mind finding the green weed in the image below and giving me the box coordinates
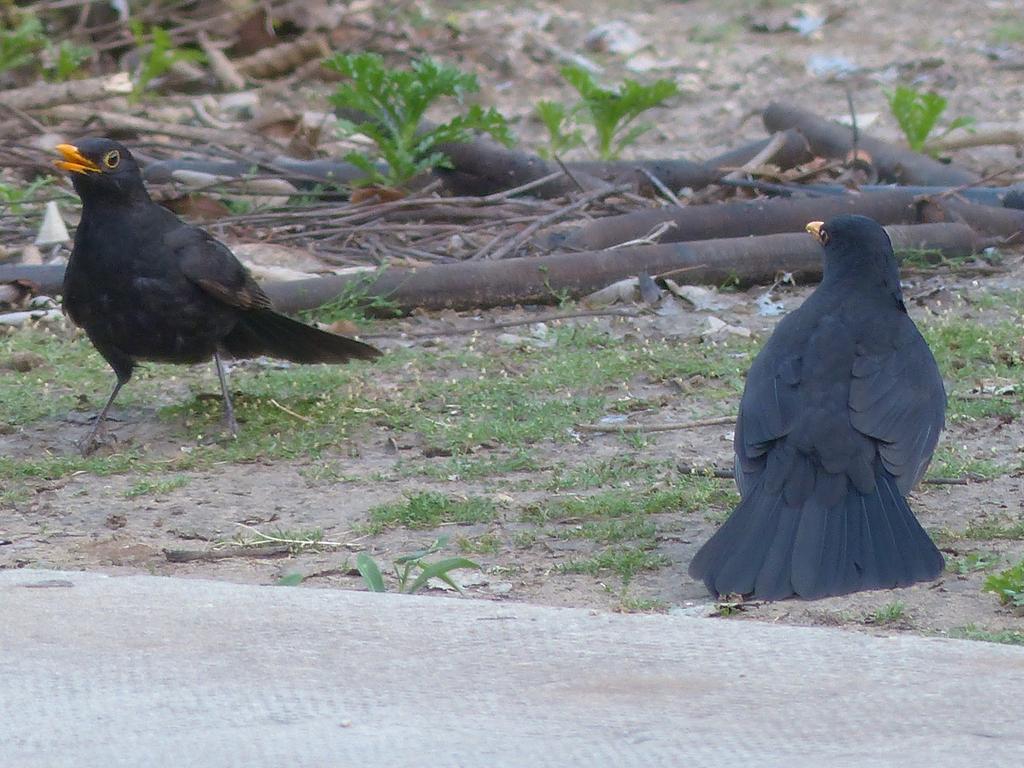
[365,491,497,533]
[538,65,677,160]
[884,85,974,153]
[357,535,479,594]
[326,52,511,188]
[983,559,1024,608]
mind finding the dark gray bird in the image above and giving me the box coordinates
[689,214,945,600]
[56,138,381,454]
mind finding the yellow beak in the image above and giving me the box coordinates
[805,221,824,238]
[55,144,101,174]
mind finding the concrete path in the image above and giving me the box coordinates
[2,569,1022,767]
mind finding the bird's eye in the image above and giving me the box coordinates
[819,228,830,246]
[103,150,120,169]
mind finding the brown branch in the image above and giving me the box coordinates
[763,101,978,186]
[3,72,131,110]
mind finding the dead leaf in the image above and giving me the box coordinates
[160,194,232,221]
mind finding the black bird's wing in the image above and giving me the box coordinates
[166,225,273,311]
[848,317,946,494]
[167,224,380,364]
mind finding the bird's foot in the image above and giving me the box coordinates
[77,422,118,457]
[222,411,239,441]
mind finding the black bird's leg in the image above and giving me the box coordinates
[79,374,128,456]
[213,351,238,438]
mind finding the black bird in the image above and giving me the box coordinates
[56,138,381,453]
[689,214,945,600]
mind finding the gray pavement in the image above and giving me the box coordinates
[1,568,1022,767]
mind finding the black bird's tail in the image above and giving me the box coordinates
[221,310,381,364]
[689,467,944,601]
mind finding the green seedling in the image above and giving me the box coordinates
[535,100,585,159]
[0,15,45,73]
[983,559,1024,609]
[325,52,512,188]
[299,267,398,326]
[357,536,479,594]
[44,39,93,81]
[884,85,974,153]
[541,65,678,161]
[129,21,205,99]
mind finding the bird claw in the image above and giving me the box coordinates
[77,425,117,457]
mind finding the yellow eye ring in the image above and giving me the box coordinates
[103,150,120,169]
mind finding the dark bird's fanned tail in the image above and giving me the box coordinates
[222,310,381,364]
[689,466,944,601]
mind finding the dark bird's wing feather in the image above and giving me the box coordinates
[849,319,946,494]
[168,224,380,364]
[168,226,273,310]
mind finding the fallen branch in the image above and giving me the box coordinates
[925,125,1024,152]
[558,188,928,251]
[763,101,978,186]
[47,105,288,149]
[260,222,979,314]
[2,72,132,110]
[163,545,292,562]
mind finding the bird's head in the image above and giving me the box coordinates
[805,214,900,288]
[54,138,148,205]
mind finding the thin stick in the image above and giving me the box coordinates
[482,184,630,260]
[268,398,314,423]
[360,307,644,339]
[577,416,735,434]
[234,523,363,549]
[637,167,684,208]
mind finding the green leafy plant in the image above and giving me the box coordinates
[129,21,205,99]
[884,85,974,153]
[356,535,479,594]
[983,559,1024,609]
[325,52,512,188]
[535,100,584,159]
[0,177,56,215]
[299,267,398,326]
[0,15,45,73]
[44,39,93,82]
[539,65,678,161]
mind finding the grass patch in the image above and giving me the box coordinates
[983,559,1024,609]
[523,476,733,523]
[865,601,907,625]
[365,491,497,533]
[404,449,539,481]
[616,592,668,613]
[554,517,657,544]
[991,20,1024,44]
[920,316,1023,421]
[949,624,1024,646]
[946,551,1002,574]
[926,444,1007,480]
[456,532,501,555]
[961,517,1024,541]
[546,456,674,491]
[124,475,190,499]
[557,546,669,584]
[232,526,325,554]
[0,316,755,485]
